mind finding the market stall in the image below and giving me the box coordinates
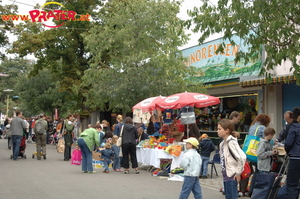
[133,92,220,173]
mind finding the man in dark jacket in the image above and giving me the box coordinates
[198,134,215,178]
[276,111,294,143]
[285,107,300,199]
[121,117,139,174]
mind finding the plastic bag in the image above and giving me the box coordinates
[71,149,82,165]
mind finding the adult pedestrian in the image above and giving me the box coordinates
[4,120,12,149]
[248,113,271,139]
[34,114,48,160]
[229,111,240,130]
[102,120,111,133]
[10,111,26,160]
[137,127,148,144]
[113,114,123,137]
[276,111,293,143]
[121,117,139,174]
[63,114,74,161]
[285,107,300,199]
[77,124,101,173]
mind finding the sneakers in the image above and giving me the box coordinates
[117,169,123,172]
[202,176,208,179]
[102,171,109,173]
[123,170,130,174]
[82,171,88,173]
[43,155,46,160]
[135,169,140,174]
[88,171,97,174]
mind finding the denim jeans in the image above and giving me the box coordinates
[224,180,238,199]
[113,157,121,170]
[12,135,22,160]
[77,138,93,172]
[179,176,202,199]
[103,159,111,171]
[200,156,210,176]
[287,159,300,199]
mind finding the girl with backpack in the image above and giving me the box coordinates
[217,119,246,199]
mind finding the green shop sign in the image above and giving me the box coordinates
[181,35,261,83]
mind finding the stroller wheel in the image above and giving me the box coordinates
[32,154,35,159]
[24,155,26,159]
[10,155,12,159]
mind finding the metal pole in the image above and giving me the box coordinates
[6,94,8,117]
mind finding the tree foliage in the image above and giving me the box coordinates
[186,0,300,83]
[0,4,18,59]
[82,0,205,113]
[0,58,33,116]
[9,0,102,117]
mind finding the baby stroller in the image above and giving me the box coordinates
[10,136,27,159]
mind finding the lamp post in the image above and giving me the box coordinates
[3,89,13,117]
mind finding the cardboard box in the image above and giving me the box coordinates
[92,160,112,169]
[92,151,101,161]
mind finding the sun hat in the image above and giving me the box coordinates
[183,137,199,148]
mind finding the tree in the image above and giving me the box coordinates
[9,0,102,117]
[0,4,18,59]
[0,58,33,116]
[82,0,205,113]
[186,0,300,83]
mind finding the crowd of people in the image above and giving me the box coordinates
[2,108,300,199]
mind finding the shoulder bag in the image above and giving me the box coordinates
[116,125,124,147]
[242,125,261,162]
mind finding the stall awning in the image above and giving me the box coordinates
[239,75,296,88]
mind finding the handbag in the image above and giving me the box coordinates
[71,149,82,165]
[116,125,124,147]
[242,125,261,162]
[56,138,65,153]
[180,112,196,124]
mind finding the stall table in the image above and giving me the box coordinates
[136,147,184,170]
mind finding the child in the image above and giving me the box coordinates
[98,143,114,173]
[257,127,278,173]
[198,134,215,179]
[178,137,203,199]
[102,131,113,147]
[217,119,246,199]
[111,135,122,172]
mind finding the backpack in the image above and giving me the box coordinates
[65,120,74,132]
[36,119,45,135]
[229,145,251,180]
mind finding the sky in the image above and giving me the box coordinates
[2,0,222,50]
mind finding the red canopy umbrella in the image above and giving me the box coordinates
[155,91,220,111]
[132,96,166,113]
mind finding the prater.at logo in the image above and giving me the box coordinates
[1,2,90,28]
